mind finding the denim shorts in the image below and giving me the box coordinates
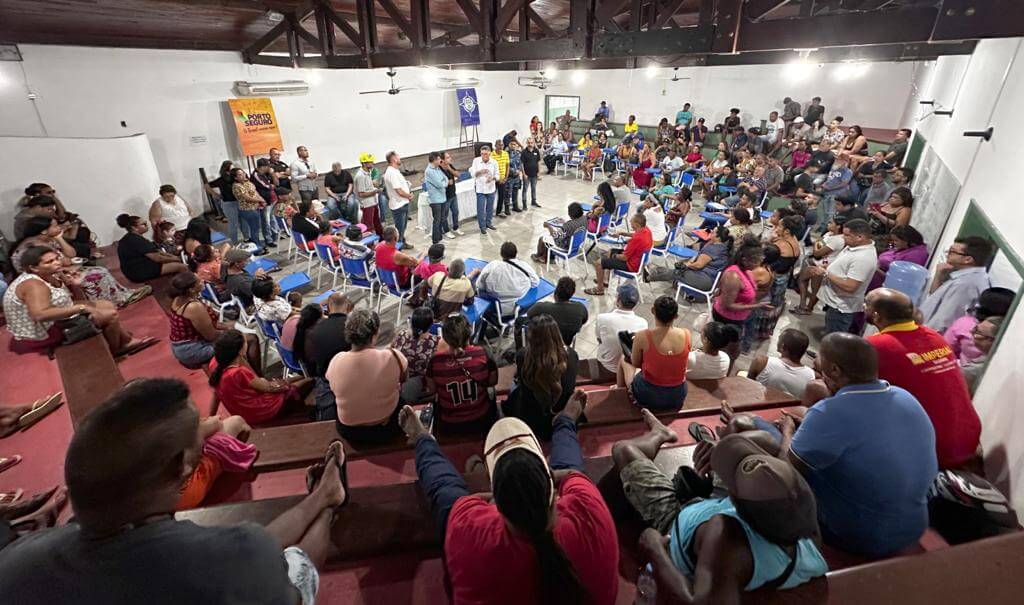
[171,340,215,368]
[284,546,319,605]
[631,373,687,411]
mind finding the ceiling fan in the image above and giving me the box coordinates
[657,67,693,82]
[359,68,417,95]
[517,71,559,90]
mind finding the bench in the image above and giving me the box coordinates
[178,445,695,562]
[494,357,610,395]
[247,377,796,474]
[55,334,126,427]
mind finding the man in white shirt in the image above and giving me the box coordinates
[758,111,785,154]
[470,145,499,234]
[471,241,539,314]
[383,151,414,250]
[595,284,648,375]
[354,152,383,236]
[640,197,668,245]
[747,328,817,400]
[290,146,319,203]
[804,218,877,336]
[659,149,685,178]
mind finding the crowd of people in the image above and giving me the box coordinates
[0,96,1014,603]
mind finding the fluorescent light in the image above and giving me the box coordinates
[645,65,658,78]
[544,65,557,79]
[784,59,813,82]
[572,70,586,85]
[455,69,473,82]
[833,61,870,81]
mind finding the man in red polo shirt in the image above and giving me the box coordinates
[865,288,981,469]
[586,212,653,295]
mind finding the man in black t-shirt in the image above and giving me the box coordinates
[268,147,292,195]
[526,276,589,346]
[324,162,356,221]
[309,292,353,420]
[0,378,347,605]
[521,137,542,208]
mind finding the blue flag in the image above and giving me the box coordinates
[456,88,481,127]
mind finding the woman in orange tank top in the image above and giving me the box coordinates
[618,295,691,410]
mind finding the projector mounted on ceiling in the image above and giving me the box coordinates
[234,80,309,97]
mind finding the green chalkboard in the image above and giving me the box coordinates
[904,131,927,171]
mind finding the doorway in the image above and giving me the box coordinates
[544,95,581,128]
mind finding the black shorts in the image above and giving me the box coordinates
[601,256,630,272]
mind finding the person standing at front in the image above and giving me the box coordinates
[471,146,499,234]
[492,140,511,218]
[521,137,542,208]
[423,152,451,245]
[383,151,415,251]
[290,146,319,203]
[355,153,383,236]
[439,152,463,237]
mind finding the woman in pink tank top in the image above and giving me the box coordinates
[712,244,768,326]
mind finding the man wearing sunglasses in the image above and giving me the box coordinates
[396,390,619,604]
[920,236,994,333]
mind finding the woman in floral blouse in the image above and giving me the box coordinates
[393,307,440,404]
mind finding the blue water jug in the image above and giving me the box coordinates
[884,261,930,305]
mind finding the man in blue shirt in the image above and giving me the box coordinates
[779,333,938,557]
[814,154,854,231]
[920,236,994,333]
[596,100,610,120]
[675,102,693,140]
[616,410,827,602]
[423,152,451,244]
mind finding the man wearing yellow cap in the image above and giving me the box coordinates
[396,391,620,604]
[355,153,383,236]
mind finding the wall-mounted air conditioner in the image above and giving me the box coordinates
[435,77,482,90]
[233,80,309,97]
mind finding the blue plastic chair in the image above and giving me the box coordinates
[376,267,413,323]
[277,272,311,296]
[546,229,588,278]
[676,269,724,315]
[340,257,379,303]
[275,340,308,377]
[292,231,316,271]
[611,251,651,303]
[313,242,343,290]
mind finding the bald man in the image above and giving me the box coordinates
[309,292,354,421]
[865,288,981,469]
[0,379,345,604]
[776,333,938,558]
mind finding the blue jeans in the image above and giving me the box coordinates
[447,196,459,231]
[413,413,583,541]
[525,175,538,206]
[324,196,341,220]
[476,192,495,230]
[377,191,389,224]
[238,209,264,251]
[261,205,277,241]
[313,377,338,422]
[345,194,360,222]
[430,202,446,244]
[824,305,856,335]
[508,177,522,211]
[221,201,245,243]
[392,204,409,244]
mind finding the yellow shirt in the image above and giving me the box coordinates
[577,137,593,151]
[624,122,639,134]
[492,150,509,179]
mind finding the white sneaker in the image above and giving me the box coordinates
[453,229,465,236]
[444,232,456,239]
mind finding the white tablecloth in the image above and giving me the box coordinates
[416,178,477,231]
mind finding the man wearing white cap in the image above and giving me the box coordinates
[355,153,383,236]
[397,391,619,604]
[614,410,827,602]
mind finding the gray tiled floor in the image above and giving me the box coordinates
[245,168,824,369]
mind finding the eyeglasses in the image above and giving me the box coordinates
[946,248,967,257]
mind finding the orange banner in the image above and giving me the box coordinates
[227,97,284,157]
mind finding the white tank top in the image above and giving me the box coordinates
[2,273,74,341]
[156,196,192,231]
[755,356,816,398]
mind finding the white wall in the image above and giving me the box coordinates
[0,134,163,245]
[566,62,918,129]
[0,45,545,222]
[906,37,1024,509]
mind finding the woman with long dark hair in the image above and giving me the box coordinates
[505,314,578,440]
[396,390,619,605]
[205,160,246,244]
[289,303,323,370]
[208,329,312,424]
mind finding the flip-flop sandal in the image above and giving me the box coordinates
[17,393,64,432]
[0,455,23,474]
[0,489,24,505]
[687,422,717,444]
[115,337,160,359]
[124,286,153,306]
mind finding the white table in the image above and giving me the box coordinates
[416,178,477,232]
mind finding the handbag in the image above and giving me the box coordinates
[60,312,100,345]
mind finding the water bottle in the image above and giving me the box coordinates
[635,563,658,605]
